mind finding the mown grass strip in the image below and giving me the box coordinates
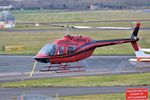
[60,93,125,100]
[0,30,149,55]
[0,73,150,88]
[60,93,150,100]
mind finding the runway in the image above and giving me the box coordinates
[0,55,150,82]
[0,86,149,99]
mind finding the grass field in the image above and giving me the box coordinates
[0,73,150,88]
[60,93,150,100]
[0,30,149,55]
[0,10,150,55]
[60,93,125,100]
[14,10,150,28]
[13,10,150,23]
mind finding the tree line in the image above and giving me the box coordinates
[0,0,149,10]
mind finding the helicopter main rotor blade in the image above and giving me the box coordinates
[48,24,133,30]
[71,26,92,29]
[96,27,132,30]
[71,26,132,30]
[41,23,66,27]
[29,61,37,77]
[17,21,135,30]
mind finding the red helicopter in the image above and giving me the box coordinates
[30,22,140,77]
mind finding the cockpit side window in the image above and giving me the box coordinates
[58,46,65,55]
[39,43,56,56]
[67,46,75,54]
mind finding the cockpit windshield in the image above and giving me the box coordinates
[39,43,56,56]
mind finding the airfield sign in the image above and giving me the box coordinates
[126,88,148,100]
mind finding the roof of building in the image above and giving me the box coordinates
[0,11,15,21]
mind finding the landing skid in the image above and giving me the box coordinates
[55,69,85,73]
[40,63,85,73]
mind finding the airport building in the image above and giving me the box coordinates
[0,11,15,28]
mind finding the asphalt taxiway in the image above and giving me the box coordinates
[0,55,150,82]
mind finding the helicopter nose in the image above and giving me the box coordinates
[34,53,50,63]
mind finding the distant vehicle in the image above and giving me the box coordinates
[30,22,141,77]
[129,44,150,62]
[0,11,15,28]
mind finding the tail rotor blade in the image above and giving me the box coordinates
[94,26,131,30]
[29,61,37,77]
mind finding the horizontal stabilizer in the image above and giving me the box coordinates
[141,48,150,52]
